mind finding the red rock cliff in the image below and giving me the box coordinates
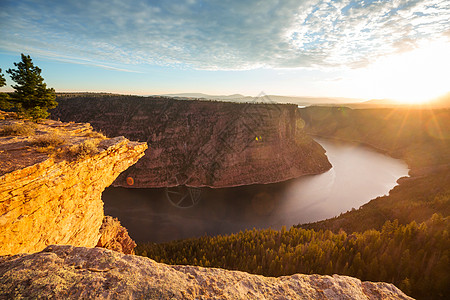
[52,95,331,187]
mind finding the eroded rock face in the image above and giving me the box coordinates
[0,245,413,299]
[52,95,332,188]
[0,114,147,256]
[96,216,136,255]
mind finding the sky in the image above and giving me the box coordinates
[0,0,449,103]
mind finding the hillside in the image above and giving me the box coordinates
[296,106,450,232]
[138,216,448,299]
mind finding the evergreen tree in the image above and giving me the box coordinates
[0,68,12,110]
[137,215,450,300]
[0,68,6,87]
[6,54,57,119]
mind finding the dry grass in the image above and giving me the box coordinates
[66,139,100,160]
[83,131,106,139]
[0,123,36,136]
[30,132,65,148]
[29,130,103,160]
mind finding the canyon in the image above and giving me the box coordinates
[52,95,332,187]
[0,108,414,299]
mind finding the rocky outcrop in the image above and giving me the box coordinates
[52,95,331,188]
[0,112,147,256]
[0,245,413,300]
[96,216,136,255]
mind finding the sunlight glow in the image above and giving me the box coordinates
[348,40,450,104]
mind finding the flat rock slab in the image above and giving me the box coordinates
[0,245,413,299]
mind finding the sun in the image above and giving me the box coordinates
[349,39,450,104]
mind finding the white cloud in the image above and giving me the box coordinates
[286,0,450,67]
[0,0,448,70]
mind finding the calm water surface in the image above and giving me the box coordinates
[103,138,409,243]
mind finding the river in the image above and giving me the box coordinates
[102,138,409,243]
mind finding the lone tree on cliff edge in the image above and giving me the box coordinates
[6,54,57,120]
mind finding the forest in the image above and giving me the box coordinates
[137,215,449,299]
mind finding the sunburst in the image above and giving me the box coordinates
[350,40,450,105]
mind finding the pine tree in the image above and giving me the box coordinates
[6,54,57,119]
[0,68,6,87]
[0,68,12,110]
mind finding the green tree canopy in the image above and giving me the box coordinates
[0,68,6,87]
[6,54,57,119]
[0,68,12,110]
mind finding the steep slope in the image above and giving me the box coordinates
[0,245,412,300]
[52,95,331,188]
[0,112,147,255]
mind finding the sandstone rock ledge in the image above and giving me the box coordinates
[0,245,413,300]
[0,113,147,256]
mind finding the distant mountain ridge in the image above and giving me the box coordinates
[55,91,450,108]
[160,93,364,105]
[161,92,450,108]
[345,93,450,108]
[162,93,247,100]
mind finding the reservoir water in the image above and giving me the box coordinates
[102,138,409,243]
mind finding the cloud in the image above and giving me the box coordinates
[0,0,449,70]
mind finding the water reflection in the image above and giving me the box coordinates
[102,138,409,243]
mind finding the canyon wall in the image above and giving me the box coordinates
[52,95,331,187]
[0,245,413,300]
[0,112,147,255]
